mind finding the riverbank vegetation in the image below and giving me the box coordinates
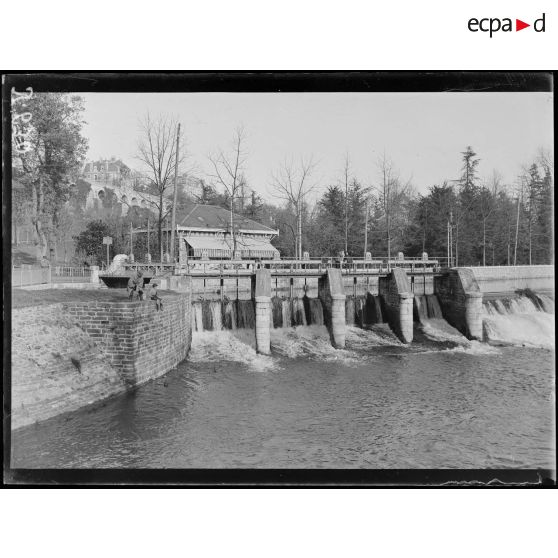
[70,144,553,267]
[12,91,553,268]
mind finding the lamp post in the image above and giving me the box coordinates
[102,236,112,268]
[363,197,369,259]
[129,221,133,261]
[147,217,151,262]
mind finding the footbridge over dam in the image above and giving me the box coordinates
[103,261,554,354]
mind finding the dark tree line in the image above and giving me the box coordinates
[403,148,553,266]
[272,146,553,265]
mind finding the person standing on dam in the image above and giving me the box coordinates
[127,269,145,301]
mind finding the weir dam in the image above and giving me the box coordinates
[178,264,554,354]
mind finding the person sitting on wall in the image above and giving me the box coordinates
[148,281,163,311]
[127,269,145,301]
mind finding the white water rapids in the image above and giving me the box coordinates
[482,294,554,349]
[189,292,554,372]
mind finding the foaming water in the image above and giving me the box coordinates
[420,319,467,344]
[483,294,555,349]
[345,324,402,348]
[192,299,255,332]
[414,294,468,346]
[271,325,360,365]
[420,340,500,356]
[189,330,276,372]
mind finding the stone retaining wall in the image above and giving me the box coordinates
[11,292,192,429]
[63,293,191,386]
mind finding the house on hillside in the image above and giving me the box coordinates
[81,158,167,216]
[83,158,131,184]
[137,204,280,262]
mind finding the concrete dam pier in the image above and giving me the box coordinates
[189,265,554,353]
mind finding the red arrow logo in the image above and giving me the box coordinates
[516,19,530,31]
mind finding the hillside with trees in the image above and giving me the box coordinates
[12,91,552,267]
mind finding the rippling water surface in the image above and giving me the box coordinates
[11,323,555,469]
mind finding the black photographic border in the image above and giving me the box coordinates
[3,71,555,487]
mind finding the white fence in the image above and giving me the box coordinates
[12,266,51,287]
[52,266,92,283]
[12,265,92,287]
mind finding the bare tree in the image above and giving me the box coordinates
[372,152,412,263]
[136,113,185,262]
[363,191,375,258]
[340,153,351,255]
[537,147,553,179]
[271,156,317,260]
[208,126,247,256]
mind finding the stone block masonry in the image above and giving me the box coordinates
[318,269,346,349]
[252,269,272,355]
[434,269,483,340]
[63,292,192,386]
[11,290,193,429]
[379,268,414,343]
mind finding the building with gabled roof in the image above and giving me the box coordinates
[137,203,280,262]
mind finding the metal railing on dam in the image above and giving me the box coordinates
[110,257,443,300]
[120,256,443,278]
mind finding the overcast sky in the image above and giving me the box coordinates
[80,92,552,201]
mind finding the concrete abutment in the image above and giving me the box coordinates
[252,269,272,355]
[379,269,414,343]
[434,268,483,340]
[318,269,347,349]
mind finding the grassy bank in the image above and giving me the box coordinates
[12,288,178,309]
[11,303,127,430]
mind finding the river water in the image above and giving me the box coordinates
[11,295,555,469]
